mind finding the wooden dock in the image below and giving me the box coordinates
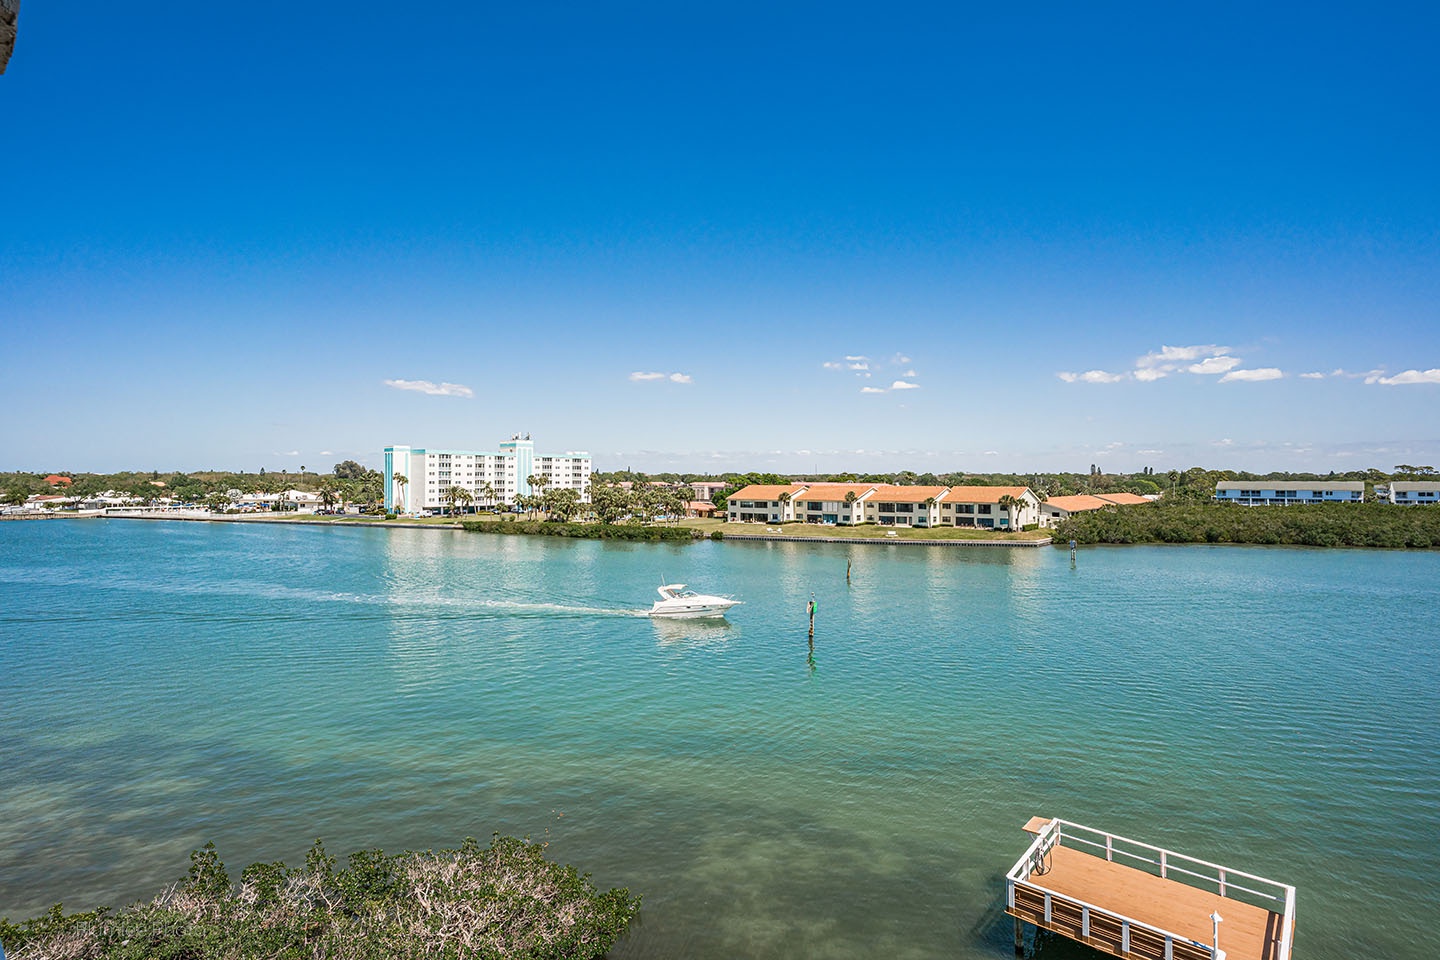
[1005,818,1295,960]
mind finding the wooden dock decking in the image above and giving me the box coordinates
[1005,818,1295,960]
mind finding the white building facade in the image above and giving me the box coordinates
[1214,482,1364,505]
[384,436,591,513]
[725,483,1041,528]
[1387,481,1440,505]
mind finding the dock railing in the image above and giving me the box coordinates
[1006,818,1296,960]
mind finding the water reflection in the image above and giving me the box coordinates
[650,616,738,646]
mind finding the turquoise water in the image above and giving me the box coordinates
[1,519,1436,958]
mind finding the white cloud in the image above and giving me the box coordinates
[320,450,333,456]
[860,386,885,394]
[383,378,474,398]
[1058,370,1125,384]
[273,450,300,457]
[1368,368,1440,385]
[890,380,920,390]
[1214,438,1235,446]
[1220,367,1284,382]
[845,355,868,362]
[1130,343,1237,381]
[630,371,692,383]
[902,369,918,378]
[824,355,870,372]
[1137,344,1231,368]
[892,353,912,365]
[1187,356,1243,375]
[1300,372,1326,379]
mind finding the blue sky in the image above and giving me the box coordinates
[3,3,1437,475]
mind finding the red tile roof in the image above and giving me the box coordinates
[942,485,1032,504]
[864,485,951,503]
[44,475,73,485]
[1095,492,1149,505]
[1042,494,1113,513]
[727,484,807,501]
[791,484,876,502]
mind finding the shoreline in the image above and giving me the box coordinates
[721,532,1052,547]
[15,512,1054,547]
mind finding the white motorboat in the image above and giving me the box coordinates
[649,583,741,619]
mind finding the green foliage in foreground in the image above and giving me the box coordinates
[461,520,700,542]
[0,835,640,960]
[1056,501,1440,548]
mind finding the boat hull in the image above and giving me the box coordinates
[649,601,739,619]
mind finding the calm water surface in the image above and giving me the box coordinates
[1,519,1436,958]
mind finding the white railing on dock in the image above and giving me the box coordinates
[1006,818,1296,960]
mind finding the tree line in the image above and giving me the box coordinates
[1056,500,1440,549]
[1,461,387,514]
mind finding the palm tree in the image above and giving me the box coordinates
[457,487,474,516]
[997,494,1028,529]
[480,482,497,512]
[392,474,409,514]
[442,485,474,517]
[318,481,338,513]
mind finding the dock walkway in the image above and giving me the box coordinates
[1005,818,1295,960]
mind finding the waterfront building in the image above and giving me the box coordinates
[1387,481,1440,505]
[862,485,949,527]
[1040,492,1151,524]
[384,436,591,513]
[725,483,1041,529]
[725,484,808,524]
[791,483,880,525]
[1041,494,1121,523]
[937,486,1041,529]
[1214,481,1363,505]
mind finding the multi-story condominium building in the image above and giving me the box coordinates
[1214,482,1363,505]
[725,483,1042,529]
[384,435,591,513]
[1387,481,1440,505]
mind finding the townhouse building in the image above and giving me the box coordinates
[1387,481,1440,505]
[725,483,1042,529]
[1214,482,1364,505]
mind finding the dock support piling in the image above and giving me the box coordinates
[1014,917,1024,955]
